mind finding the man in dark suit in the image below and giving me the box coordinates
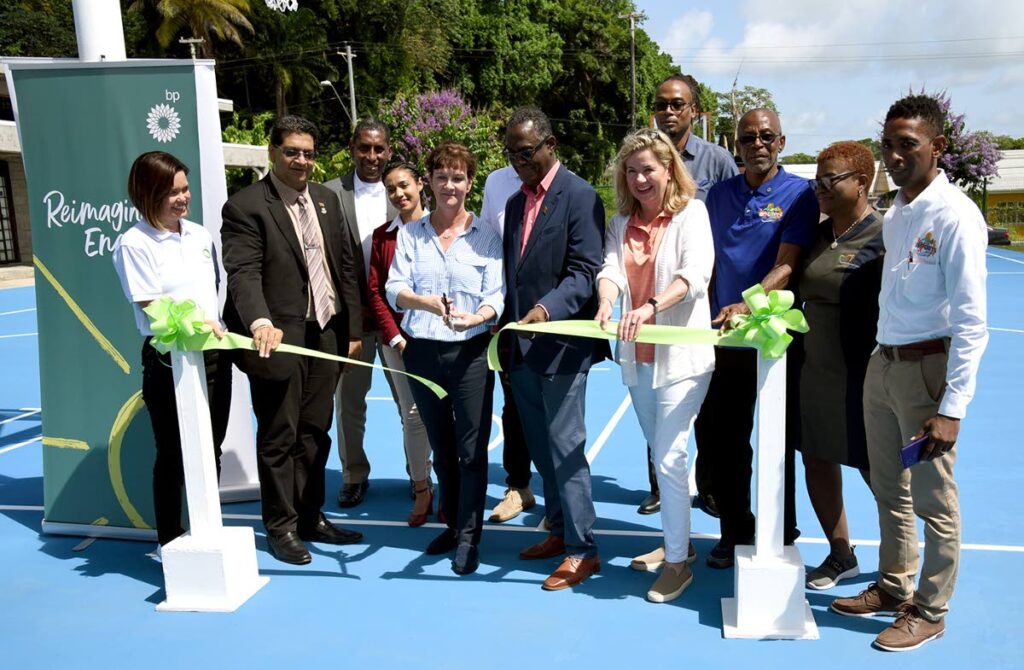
[501,106,608,591]
[222,115,365,565]
[324,120,399,509]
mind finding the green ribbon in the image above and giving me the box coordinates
[486,284,808,372]
[143,297,447,399]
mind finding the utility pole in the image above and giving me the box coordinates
[619,11,647,129]
[179,37,205,59]
[729,58,744,152]
[336,45,358,131]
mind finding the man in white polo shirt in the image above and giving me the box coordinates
[831,94,988,653]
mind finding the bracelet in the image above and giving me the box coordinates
[647,297,660,315]
[599,296,614,306]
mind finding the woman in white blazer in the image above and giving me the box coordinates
[595,128,715,603]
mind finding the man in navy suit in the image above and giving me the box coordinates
[501,106,608,591]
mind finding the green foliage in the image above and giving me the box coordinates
[221,111,273,192]
[992,135,1024,150]
[715,85,777,153]
[855,137,881,160]
[0,1,77,57]
[128,0,254,57]
[779,152,817,165]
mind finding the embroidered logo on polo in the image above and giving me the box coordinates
[837,253,860,269]
[914,231,938,258]
[758,203,783,223]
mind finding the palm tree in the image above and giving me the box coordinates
[130,0,255,57]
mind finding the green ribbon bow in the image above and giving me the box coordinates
[486,284,808,371]
[717,285,809,359]
[143,297,447,398]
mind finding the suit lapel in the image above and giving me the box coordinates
[264,178,305,270]
[517,170,563,271]
[339,173,361,261]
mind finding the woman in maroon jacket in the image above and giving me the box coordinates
[368,162,435,526]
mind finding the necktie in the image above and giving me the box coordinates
[297,195,335,329]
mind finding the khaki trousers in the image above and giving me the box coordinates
[863,350,960,621]
[335,331,431,484]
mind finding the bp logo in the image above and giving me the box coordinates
[146,103,181,143]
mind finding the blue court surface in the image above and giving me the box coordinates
[1,251,1023,669]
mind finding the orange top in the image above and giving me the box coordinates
[519,161,561,257]
[624,211,671,363]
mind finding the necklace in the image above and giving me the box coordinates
[830,207,872,249]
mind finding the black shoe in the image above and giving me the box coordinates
[451,544,480,575]
[299,513,363,545]
[425,528,458,555]
[267,531,312,565]
[696,492,720,518]
[637,492,661,515]
[337,481,369,508]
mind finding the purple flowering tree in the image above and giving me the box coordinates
[326,90,504,213]
[933,92,1002,197]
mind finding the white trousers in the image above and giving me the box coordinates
[628,366,712,563]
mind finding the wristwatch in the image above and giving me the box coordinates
[647,297,659,315]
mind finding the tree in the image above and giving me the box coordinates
[0,1,77,58]
[855,137,881,160]
[128,0,254,57]
[716,85,777,154]
[933,91,1002,197]
[992,135,1024,150]
[779,152,817,165]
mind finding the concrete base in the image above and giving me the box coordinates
[156,525,268,612]
[721,545,819,640]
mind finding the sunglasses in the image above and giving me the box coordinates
[737,131,781,147]
[275,146,318,160]
[812,170,858,192]
[504,136,551,163]
[653,99,692,113]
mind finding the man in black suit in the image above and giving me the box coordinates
[222,115,365,565]
[324,120,399,508]
[501,106,608,591]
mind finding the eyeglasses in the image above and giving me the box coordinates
[504,136,551,163]
[812,170,857,192]
[737,131,781,147]
[653,99,691,113]
[275,146,318,160]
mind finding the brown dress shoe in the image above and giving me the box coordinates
[519,534,566,560]
[542,556,601,591]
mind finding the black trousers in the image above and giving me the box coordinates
[404,333,493,549]
[693,346,800,545]
[248,321,341,535]
[498,371,532,489]
[141,340,232,546]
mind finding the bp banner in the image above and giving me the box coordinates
[6,59,259,538]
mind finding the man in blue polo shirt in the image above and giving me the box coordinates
[698,108,819,569]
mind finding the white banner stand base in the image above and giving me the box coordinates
[154,349,268,613]
[721,545,819,639]
[156,526,269,612]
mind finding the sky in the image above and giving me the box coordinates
[634,0,1024,157]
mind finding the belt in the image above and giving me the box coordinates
[878,338,948,362]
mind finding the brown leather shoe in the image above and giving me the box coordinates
[542,556,601,591]
[519,534,566,560]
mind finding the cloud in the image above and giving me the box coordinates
[657,0,1024,79]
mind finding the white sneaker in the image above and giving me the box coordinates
[630,543,696,571]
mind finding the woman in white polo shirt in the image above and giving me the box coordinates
[112,151,231,547]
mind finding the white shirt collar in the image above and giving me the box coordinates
[387,208,430,233]
[353,173,384,195]
[895,169,949,210]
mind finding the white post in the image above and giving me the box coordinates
[71,0,126,63]
[721,353,818,640]
[156,350,269,612]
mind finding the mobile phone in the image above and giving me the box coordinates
[900,434,930,469]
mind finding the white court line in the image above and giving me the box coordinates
[987,251,1024,266]
[487,414,504,452]
[0,332,37,340]
[0,308,35,317]
[0,409,40,426]
[1,506,1021,553]
[990,327,1024,334]
[586,393,633,465]
[0,436,41,454]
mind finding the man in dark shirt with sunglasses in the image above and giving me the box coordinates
[698,108,818,569]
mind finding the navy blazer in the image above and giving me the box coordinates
[502,165,609,374]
